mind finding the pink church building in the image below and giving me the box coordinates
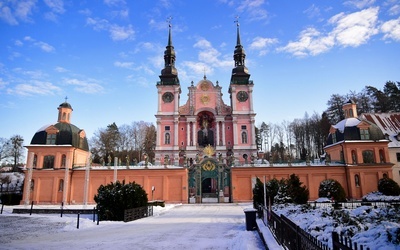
[154,23,258,166]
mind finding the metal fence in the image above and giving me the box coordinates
[124,206,153,222]
[262,206,371,250]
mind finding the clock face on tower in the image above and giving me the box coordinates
[162,92,174,103]
[237,91,248,102]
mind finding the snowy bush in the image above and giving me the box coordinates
[378,177,400,196]
[94,180,148,221]
[275,174,309,204]
[318,179,346,202]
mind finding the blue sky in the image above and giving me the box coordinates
[1,0,400,147]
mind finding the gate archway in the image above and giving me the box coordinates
[188,158,231,203]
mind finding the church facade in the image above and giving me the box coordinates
[154,23,258,166]
[20,23,395,205]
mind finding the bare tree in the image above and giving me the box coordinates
[8,135,24,171]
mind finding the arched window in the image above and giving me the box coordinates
[62,112,66,120]
[351,150,357,164]
[61,154,66,167]
[165,133,170,144]
[30,180,35,191]
[355,174,360,187]
[58,179,64,192]
[241,131,247,144]
[43,155,55,169]
[362,150,375,163]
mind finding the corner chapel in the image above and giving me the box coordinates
[154,22,258,165]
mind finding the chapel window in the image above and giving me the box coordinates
[360,129,370,140]
[33,154,37,167]
[362,150,375,163]
[61,154,66,167]
[43,155,55,169]
[46,133,56,145]
[355,174,360,187]
[58,179,64,192]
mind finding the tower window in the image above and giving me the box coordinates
[165,133,170,144]
[360,129,369,140]
[33,154,37,167]
[241,125,247,130]
[46,134,56,145]
[165,126,170,131]
[241,131,248,144]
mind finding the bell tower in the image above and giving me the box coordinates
[229,19,257,163]
[155,19,181,165]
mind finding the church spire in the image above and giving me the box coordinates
[159,17,179,85]
[230,17,250,85]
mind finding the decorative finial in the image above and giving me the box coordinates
[216,80,219,86]
[203,67,206,80]
[167,16,173,27]
[234,15,240,26]
[64,96,68,103]
[191,81,194,86]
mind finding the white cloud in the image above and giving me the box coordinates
[249,37,278,55]
[0,78,8,89]
[63,78,104,94]
[86,17,135,41]
[22,36,55,52]
[381,17,400,42]
[193,39,231,68]
[329,7,379,47]
[44,0,65,13]
[0,0,37,25]
[109,24,134,41]
[54,66,68,73]
[114,61,134,69]
[236,0,268,22]
[7,80,61,96]
[304,4,321,19]
[14,40,23,46]
[388,4,400,16]
[104,0,126,6]
[278,7,379,57]
[344,0,376,9]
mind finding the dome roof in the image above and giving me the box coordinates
[326,117,385,145]
[30,122,89,151]
[59,102,73,110]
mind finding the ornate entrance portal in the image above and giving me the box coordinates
[188,157,231,203]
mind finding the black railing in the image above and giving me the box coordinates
[124,206,153,222]
[263,207,329,250]
[262,207,370,250]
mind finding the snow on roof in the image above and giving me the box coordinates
[361,113,400,147]
[35,123,53,133]
[333,117,360,133]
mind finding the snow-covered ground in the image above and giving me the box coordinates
[0,203,266,250]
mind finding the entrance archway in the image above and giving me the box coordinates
[188,158,231,203]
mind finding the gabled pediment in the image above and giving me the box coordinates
[45,125,59,134]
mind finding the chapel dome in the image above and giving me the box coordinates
[59,102,73,110]
[30,122,89,151]
[326,117,385,146]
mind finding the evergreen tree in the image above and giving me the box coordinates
[378,177,400,196]
[94,180,148,221]
[318,179,347,202]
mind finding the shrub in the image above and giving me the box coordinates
[94,180,148,221]
[275,174,309,204]
[378,177,400,196]
[319,179,347,202]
